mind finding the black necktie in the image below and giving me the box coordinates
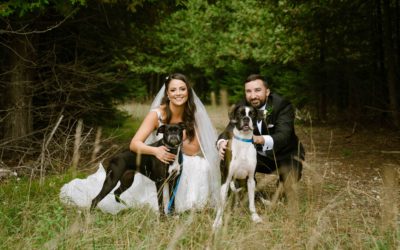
[254,120,263,152]
[260,120,268,135]
[254,121,261,135]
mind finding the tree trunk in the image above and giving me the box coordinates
[318,23,327,121]
[396,0,400,68]
[4,36,35,142]
[382,0,400,127]
[375,0,385,78]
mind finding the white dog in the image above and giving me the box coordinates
[213,105,262,229]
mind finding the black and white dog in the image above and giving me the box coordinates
[213,105,262,229]
[91,123,185,214]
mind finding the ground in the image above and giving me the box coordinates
[266,124,400,228]
[296,123,399,197]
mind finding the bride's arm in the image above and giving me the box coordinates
[182,131,201,156]
[129,111,158,155]
[130,111,175,163]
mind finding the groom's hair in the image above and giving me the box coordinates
[245,74,269,89]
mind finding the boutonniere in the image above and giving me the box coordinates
[263,106,273,119]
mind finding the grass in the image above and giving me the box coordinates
[1,103,399,249]
[1,173,397,249]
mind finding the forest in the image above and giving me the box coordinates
[0,1,399,249]
[1,0,399,151]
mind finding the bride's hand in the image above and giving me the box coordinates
[217,140,228,160]
[155,146,175,164]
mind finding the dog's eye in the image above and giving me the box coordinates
[170,127,180,133]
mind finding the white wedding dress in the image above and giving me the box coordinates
[60,110,220,215]
[60,155,214,214]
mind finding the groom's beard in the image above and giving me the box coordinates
[249,100,266,109]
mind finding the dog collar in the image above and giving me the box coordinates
[233,135,253,143]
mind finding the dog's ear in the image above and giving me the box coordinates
[156,125,165,135]
[228,104,239,124]
[178,122,186,130]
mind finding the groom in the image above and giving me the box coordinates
[217,74,305,195]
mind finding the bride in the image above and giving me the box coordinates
[60,73,220,214]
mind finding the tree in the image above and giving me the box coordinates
[0,1,86,146]
[0,0,152,157]
[382,0,400,126]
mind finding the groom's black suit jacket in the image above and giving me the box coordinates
[218,92,305,163]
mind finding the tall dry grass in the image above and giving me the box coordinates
[1,102,399,249]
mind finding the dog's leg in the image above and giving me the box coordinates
[162,183,170,214]
[248,176,262,223]
[166,173,180,214]
[213,174,232,230]
[114,170,135,203]
[212,182,228,229]
[155,181,168,215]
[91,169,120,210]
[230,181,241,208]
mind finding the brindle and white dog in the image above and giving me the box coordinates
[213,105,262,229]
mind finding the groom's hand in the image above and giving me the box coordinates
[217,139,228,160]
[252,135,265,145]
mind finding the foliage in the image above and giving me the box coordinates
[0,0,399,163]
[0,0,156,133]
[127,1,306,104]
[0,0,86,17]
[3,0,394,125]
[119,0,398,122]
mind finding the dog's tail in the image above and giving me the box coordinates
[229,181,242,193]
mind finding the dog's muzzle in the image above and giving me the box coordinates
[239,116,253,131]
[166,135,181,147]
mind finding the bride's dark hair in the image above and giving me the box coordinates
[161,73,196,141]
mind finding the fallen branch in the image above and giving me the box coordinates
[381,151,400,154]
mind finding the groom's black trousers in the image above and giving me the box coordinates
[255,153,303,182]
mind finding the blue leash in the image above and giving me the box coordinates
[167,173,181,214]
[167,152,183,214]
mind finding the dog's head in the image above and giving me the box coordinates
[229,105,257,133]
[156,122,186,148]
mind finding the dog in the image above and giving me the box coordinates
[90,122,185,214]
[213,105,262,229]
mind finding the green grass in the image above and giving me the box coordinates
[102,116,142,144]
[1,104,398,249]
[1,173,398,249]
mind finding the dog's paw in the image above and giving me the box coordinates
[229,181,242,193]
[168,168,180,176]
[212,218,223,230]
[168,163,181,175]
[259,197,272,206]
[251,213,263,224]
